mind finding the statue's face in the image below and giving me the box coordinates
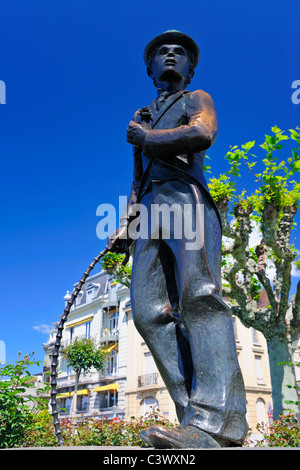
[151,43,190,85]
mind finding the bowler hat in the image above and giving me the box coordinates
[144,30,200,69]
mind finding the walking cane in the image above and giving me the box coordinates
[50,245,129,446]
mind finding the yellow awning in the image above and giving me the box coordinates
[93,383,118,392]
[66,316,93,328]
[104,343,116,353]
[57,392,71,398]
[57,389,90,398]
[70,389,90,396]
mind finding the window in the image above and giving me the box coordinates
[86,290,93,302]
[109,312,118,333]
[232,317,238,341]
[252,328,260,345]
[99,390,118,409]
[141,396,159,416]
[70,327,74,343]
[85,321,91,339]
[58,356,67,374]
[102,309,119,338]
[256,398,267,425]
[86,283,100,303]
[108,349,117,375]
[58,397,72,414]
[145,352,157,375]
[255,355,264,384]
[77,394,89,412]
[76,290,84,306]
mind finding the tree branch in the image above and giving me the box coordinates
[261,202,281,258]
[226,261,248,310]
[255,268,277,311]
[255,241,278,311]
[216,197,236,239]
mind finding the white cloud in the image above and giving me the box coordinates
[292,263,300,278]
[248,223,262,248]
[33,324,52,335]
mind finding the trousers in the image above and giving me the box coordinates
[130,177,248,445]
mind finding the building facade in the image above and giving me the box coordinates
[43,267,278,434]
[43,270,129,420]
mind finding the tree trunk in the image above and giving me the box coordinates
[267,338,299,420]
[70,370,80,420]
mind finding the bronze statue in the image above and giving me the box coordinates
[108,30,248,448]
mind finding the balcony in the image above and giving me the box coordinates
[100,328,119,344]
[138,373,158,388]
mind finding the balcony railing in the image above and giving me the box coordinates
[99,366,118,379]
[100,328,119,343]
[138,373,158,388]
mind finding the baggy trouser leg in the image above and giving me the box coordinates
[179,291,249,445]
[131,237,193,421]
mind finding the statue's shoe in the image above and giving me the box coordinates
[139,428,153,447]
[146,425,222,449]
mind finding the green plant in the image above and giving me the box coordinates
[254,413,300,447]
[64,407,175,447]
[100,252,132,288]
[0,352,49,448]
[62,338,108,418]
[62,338,108,377]
[21,406,177,447]
[22,409,58,447]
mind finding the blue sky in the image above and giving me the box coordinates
[0,0,299,373]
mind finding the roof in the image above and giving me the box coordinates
[72,270,115,305]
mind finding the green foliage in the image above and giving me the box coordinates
[207,126,300,300]
[62,338,108,375]
[100,252,132,288]
[100,252,127,272]
[69,408,175,447]
[207,174,236,203]
[22,409,58,447]
[294,259,300,271]
[257,127,300,210]
[1,355,175,448]
[253,414,300,447]
[21,407,176,447]
[0,352,49,448]
[208,127,300,213]
[250,275,262,301]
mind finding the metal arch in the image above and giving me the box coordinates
[50,247,109,446]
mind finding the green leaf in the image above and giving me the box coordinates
[294,161,300,170]
[241,141,255,151]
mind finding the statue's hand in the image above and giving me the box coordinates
[127,121,148,147]
[106,226,132,254]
